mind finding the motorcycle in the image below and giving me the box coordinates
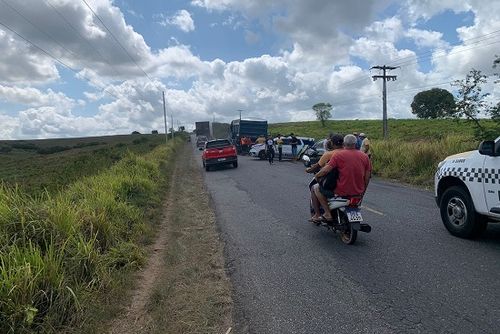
[306,170,371,245]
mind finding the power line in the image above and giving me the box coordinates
[44,0,122,79]
[43,0,150,102]
[337,29,500,90]
[0,0,81,61]
[0,19,123,101]
[81,0,157,86]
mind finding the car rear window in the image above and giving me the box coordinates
[206,140,231,148]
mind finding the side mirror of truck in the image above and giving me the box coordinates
[478,140,495,156]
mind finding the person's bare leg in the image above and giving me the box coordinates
[314,185,333,220]
[310,185,321,219]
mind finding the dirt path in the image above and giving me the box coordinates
[108,143,232,333]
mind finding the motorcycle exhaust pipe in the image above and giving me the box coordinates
[360,224,371,233]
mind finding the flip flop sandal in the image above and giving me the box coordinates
[321,215,335,224]
[309,217,322,224]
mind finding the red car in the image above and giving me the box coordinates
[202,139,238,171]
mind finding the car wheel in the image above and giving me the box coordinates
[258,150,266,160]
[205,165,210,171]
[233,161,238,168]
[440,186,487,238]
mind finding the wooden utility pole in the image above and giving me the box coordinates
[371,65,398,139]
[162,91,168,144]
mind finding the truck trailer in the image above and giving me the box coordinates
[229,119,268,153]
[195,121,212,139]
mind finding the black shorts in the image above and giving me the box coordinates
[319,184,335,198]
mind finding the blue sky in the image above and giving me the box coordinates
[0,0,499,139]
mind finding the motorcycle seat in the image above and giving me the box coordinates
[328,197,350,210]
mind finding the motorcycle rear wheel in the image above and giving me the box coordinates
[339,213,357,245]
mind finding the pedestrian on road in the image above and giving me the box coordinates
[359,133,372,160]
[256,135,266,144]
[276,134,284,161]
[266,135,275,164]
[290,133,299,160]
[353,132,362,150]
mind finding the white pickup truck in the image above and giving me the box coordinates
[435,136,500,238]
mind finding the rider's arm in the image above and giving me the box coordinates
[306,163,321,174]
[314,164,333,179]
[363,159,372,192]
[363,169,371,191]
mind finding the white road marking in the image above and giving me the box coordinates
[362,206,385,216]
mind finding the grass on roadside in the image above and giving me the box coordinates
[144,146,233,334]
[0,139,181,333]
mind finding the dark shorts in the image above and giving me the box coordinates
[319,184,335,198]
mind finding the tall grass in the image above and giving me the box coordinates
[371,135,478,186]
[0,140,180,333]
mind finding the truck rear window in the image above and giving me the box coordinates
[206,140,231,148]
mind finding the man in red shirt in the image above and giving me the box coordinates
[313,134,371,222]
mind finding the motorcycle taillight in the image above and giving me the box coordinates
[348,197,362,207]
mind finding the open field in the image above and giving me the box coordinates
[0,134,168,195]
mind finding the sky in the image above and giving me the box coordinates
[0,0,499,139]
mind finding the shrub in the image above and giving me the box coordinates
[132,137,148,145]
[11,142,38,150]
[36,146,72,155]
[0,146,12,153]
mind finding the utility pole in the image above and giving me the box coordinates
[171,112,174,140]
[162,91,168,145]
[371,65,398,139]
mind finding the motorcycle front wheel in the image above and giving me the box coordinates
[339,212,357,245]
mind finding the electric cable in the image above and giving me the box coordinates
[81,0,157,86]
[0,19,122,101]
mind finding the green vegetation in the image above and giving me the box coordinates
[270,119,496,186]
[0,134,165,196]
[0,137,181,333]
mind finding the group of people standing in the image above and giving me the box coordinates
[353,132,371,159]
[264,133,299,165]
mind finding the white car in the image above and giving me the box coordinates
[434,136,500,238]
[249,136,315,160]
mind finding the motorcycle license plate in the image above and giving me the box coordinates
[346,208,363,222]
[217,158,226,161]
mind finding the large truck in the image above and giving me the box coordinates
[195,121,212,139]
[229,119,268,152]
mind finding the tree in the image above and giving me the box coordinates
[312,102,332,127]
[450,69,489,134]
[410,88,456,119]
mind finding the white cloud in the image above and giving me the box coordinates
[158,10,195,32]
[406,28,446,48]
[1,0,500,139]
[0,85,78,109]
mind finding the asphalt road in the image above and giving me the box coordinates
[197,148,500,334]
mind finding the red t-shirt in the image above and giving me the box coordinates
[327,148,372,196]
